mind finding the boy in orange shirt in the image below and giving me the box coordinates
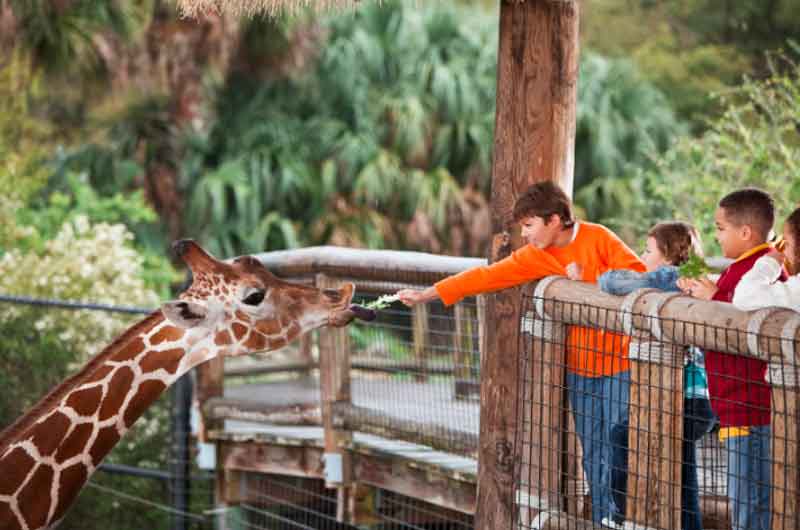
[397,181,645,524]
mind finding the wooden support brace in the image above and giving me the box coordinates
[317,273,354,523]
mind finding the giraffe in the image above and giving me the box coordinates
[0,240,369,530]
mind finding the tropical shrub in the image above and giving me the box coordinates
[596,58,800,254]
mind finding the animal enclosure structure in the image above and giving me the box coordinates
[199,247,800,530]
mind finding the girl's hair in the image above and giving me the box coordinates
[648,221,704,266]
[785,208,800,273]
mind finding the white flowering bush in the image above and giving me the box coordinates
[0,215,161,359]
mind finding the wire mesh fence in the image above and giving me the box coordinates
[514,291,799,530]
[223,472,474,530]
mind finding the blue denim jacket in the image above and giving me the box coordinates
[598,265,680,295]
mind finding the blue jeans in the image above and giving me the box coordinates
[725,425,771,530]
[609,397,716,530]
[567,371,631,523]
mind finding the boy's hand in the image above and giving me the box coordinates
[565,262,583,281]
[680,277,718,300]
[396,287,438,307]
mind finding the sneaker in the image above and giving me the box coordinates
[601,517,624,530]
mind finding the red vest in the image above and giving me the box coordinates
[705,246,787,427]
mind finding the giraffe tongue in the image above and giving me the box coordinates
[348,304,377,322]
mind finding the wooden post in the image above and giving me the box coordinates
[769,316,800,530]
[316,273,354,523]
[477,1,579,528]
[626,339,684,530]
[413,304,430,383]
[195,357,224,442]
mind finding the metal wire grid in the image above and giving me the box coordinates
[229,472,474,530]
[345,290,482,457]
[514,294,798,530]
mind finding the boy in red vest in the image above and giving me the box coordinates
[397,181,645,525]
[679,188,785,530]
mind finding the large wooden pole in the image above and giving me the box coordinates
[476,1,579,529]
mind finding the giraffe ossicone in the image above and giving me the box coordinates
[0,240,367,530]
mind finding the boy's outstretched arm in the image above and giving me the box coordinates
[397,286,439,307]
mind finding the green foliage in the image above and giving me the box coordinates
[599,58,800,255]
[583,0,800,129]
[575,52,685,190]
[678,253,713,278]
[8,0,150,75]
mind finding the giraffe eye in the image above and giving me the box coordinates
[242,290,265,306]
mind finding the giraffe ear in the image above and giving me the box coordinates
[161,300,208,329]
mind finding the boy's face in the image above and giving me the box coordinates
[519,215,562,249]
[714,207,751,259]
[642,236,669,273]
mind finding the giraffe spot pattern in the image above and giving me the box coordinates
[113,337,146,363]
[255,318,281,335]
[30,412,71,458]
[0,447,36,496]
[214,330,232,346]
[234,310,251,323]
[52,463,87,523]
[124,380,167,429]
[85,364,114,385]
[99,367,134,421]
[231,322,248,341]
[55,423,94,462]
[150,325,185,345]
[65,386,103,417]
[0,501,21,530]
[243,332,267,351]
[139,348,184,375]
[89,426,121,467]
[18,464,53,530]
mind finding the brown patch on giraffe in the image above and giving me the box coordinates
[215,330,233,346]
[280,314,293,328]
[150,325,185,345]
[113,337,146,362]
[0,447,36,495]
[255,318,281,335]
[0,502,22,530]
[99,367,134,421]
[18,464,53,530]
[55,423,94,462]
[231,322,248,341]
[30,412,71,457]
[89,425,121,466]
[65,385,103,417]
[140,348,184,375]
[124,380,167,428]
[268,337,288,350]
[235,310,252,323]
[52,463,88,523]
[243,331,267,351]
[85,364,114,384]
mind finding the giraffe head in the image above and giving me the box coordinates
[161,240,362,357]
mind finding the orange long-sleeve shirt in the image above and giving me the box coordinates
[435,222,646,377]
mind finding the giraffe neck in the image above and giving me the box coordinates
[0,311,216,530]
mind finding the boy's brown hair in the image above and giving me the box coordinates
[718,188,775,241]
[648,221,704,266]
[513,181,575,227]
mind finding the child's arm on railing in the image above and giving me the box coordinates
[598,266,681,296]
[733,253,800,312]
